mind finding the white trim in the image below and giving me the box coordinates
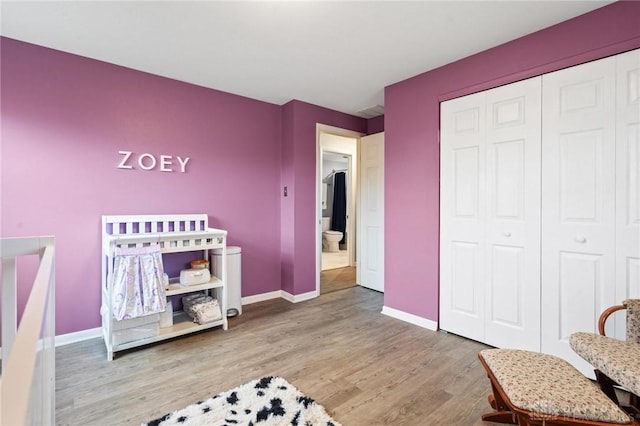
[281,290,318,303]
[55,327,102,347]
[381,306,438,331]
[243,290,319,305]
[0,326,100,355]
[241,291,282,305]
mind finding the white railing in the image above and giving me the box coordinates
[1,236,56,426]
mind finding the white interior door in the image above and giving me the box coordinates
[615,49,640,337]
[440,78,541,348]
[541,55,617,375]
[484,77,542,351]
[359,132,384,292]
[440,92,486,342]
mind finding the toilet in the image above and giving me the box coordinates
[322,217,343,252]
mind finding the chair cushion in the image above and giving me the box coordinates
[570,331,640,397]
[624,299,640,344]
[480,349,632,424]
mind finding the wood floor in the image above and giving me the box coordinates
[320,266,357,294]
[56,287,497,426]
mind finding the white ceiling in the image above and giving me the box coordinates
[1,1,612,118]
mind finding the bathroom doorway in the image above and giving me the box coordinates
[316,125,362,295]
[322,151,351,271]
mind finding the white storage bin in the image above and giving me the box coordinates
[112,321,159,345]
[180,268,211,286]
[112,313,159,331]
[111,313,159,345]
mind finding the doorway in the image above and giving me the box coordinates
[321,150,351,271]
[316,125,362,295]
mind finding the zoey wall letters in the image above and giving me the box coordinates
[117,150,191,173]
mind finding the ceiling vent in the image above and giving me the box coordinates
[356,105,385,119]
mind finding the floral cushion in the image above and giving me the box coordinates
[480,349,632,424]
[624,299,640,344]
[570,331,640,397]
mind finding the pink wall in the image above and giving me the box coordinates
[367,115,384,134]
[281,100,366,296]
[1,38,285,335]
[383,1,640,323]
[1,37,367,336]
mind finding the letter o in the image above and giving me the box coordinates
[138,153,157,170]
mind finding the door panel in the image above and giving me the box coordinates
[484,77,541,351]
[493,139,524,218]
[451,242,481,315]
[454,146,481,217]
[541,55,616,375]
[559,130,604,221]
[615,49,640,338]
[490,245,523,326]
[359,132,384,292]
[440,92,486,341]
[558,252,602,339]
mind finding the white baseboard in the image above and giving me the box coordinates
[241,291,282,305]
[55,327,102,347]
[243,289,318,305]
[381,306,438,331]
[281,290,318,303]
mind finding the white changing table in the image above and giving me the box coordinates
[101,214,228,361]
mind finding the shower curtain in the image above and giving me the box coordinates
[331,171,347,244]
[110,243,167,320]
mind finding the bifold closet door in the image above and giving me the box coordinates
[440,77,541,350]
[483,77,541,350]
[541,55,617,375]
[615,49,640,336]
[440,91,486,343]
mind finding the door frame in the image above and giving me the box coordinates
[315,124,364,295]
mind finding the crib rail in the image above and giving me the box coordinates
[1,236,56,426]
[103,214,210,236]
[102,215,226,254]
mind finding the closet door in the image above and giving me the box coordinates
[440,78,541,349]
[440,91,486,342]
[541,55,617,375]
[484,77,542,351]
[615,49,640,337]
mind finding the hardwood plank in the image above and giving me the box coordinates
[56,287,497,426]
[321,266,356,294]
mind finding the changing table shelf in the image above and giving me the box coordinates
[101,214,228,361]
[111,313,225,352]
[158,312,225,338]
[165,276,223,296]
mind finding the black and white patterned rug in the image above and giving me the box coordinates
[143,376,341,426]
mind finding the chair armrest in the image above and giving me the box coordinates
[598,304,626,336]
